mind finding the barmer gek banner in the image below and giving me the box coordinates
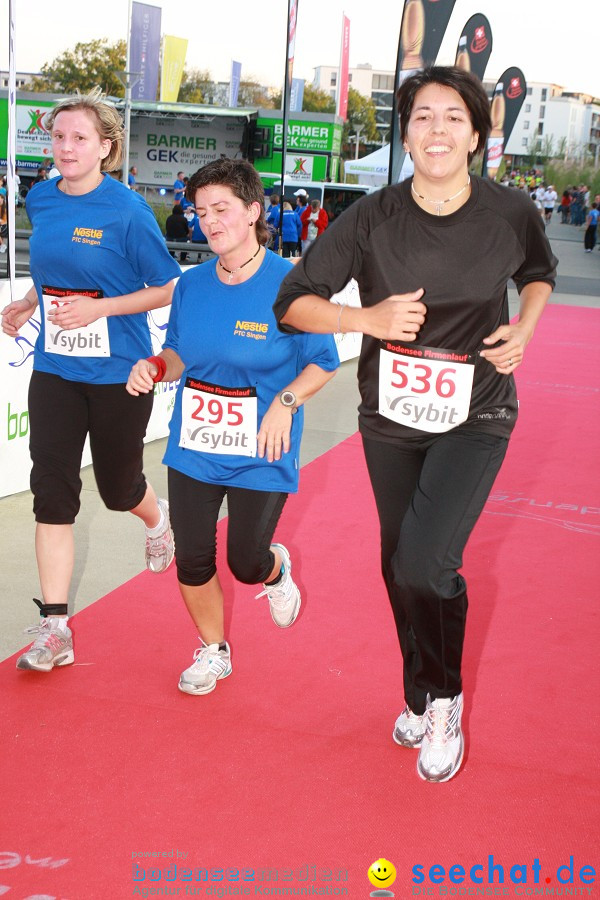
[389,0,457,184]
[454,13,493,82]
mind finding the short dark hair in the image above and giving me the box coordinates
[397,66,491,164]
[172,203,184,215]
[187,158,269,246]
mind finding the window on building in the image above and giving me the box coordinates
[522,138,528,147]
[348,73,352,83]
[524,121,530,130]
[373,73,394,91]
[330,72,337,86]
[538,122,544,135]
[540,105,545,119]
[525,104,531,112]
[541,88,547,101]
[527,87,532,95]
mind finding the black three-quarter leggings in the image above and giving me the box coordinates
[29,370,153,524]
[362,429,509,716]
[168,467,288,587]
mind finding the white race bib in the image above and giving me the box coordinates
[379,343,475,433]
[179,378,257,457]
[42,285,110,357]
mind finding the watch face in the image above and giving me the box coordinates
[281,390,296,407]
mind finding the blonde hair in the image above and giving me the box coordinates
[45,87,124,172]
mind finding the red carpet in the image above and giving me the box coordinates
[1,305,598,899]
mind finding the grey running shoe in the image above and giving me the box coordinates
[417,693,464,783]
[178,641,232,695]
[393,705,426,748]
[145,498,175,574]
[16,619,74,672]
[255,543,301,628]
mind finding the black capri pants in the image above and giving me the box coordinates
[362,429,509,716]
[168,467,288,587]
[29,370,153,524]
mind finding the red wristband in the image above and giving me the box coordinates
[147,355,167,383]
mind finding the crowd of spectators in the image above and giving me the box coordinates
[499,169,599,248]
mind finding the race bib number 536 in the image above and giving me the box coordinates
[180,378,257,457]
[379,343,475,433]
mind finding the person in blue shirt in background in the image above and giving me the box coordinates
[126,159,338,697]
[280,200,302,258]
[173,171,186,205]
[1,88,181,675]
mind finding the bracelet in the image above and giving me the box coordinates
[337,304,344,333]
[147,355,167,383]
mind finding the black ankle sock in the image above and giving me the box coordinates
[264,564,284,587]
[218,641,228,652]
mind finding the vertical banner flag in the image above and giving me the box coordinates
[389,0,457,184]
[130,2,162,101]
[278,0,298,253]
[454,14,492,82]
[290,78,305,113]
[483,67,527,179]
[336,14,351,120]
[160,36,188,102]
[6,0,17,296]
[228,60,242,108]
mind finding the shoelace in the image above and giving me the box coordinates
[23,622,64,651]
[425,702,460,749]
[404,707,424,726]
[255,579,290,608]
[189,646,227,675]
[146,530,170,557]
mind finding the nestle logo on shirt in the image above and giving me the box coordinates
[235,320,269,333]
[72,227,104,239]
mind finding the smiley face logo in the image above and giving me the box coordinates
[368,858,397,889]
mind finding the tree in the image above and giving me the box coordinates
[178,68,213,104]
[342,87,379,151]
[538,135,556,168]
[30,39,126,97]
[269,83,334,114]
[237,78,277,109]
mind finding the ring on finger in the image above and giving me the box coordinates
[508,358,513,365]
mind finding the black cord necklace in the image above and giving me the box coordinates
[218,245,262,283]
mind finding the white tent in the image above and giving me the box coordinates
[343,144,390,186]
[343,144,415,186]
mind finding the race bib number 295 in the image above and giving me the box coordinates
[180,378,257,457]
[379,343,475,433]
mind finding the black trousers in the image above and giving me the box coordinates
[362,430,508,714]
[584,225,597,250]
[168,467,288,587]
[29,370,152,524]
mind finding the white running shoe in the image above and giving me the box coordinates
[255,543,301,628]
[417,693,464,783]
[393,705,426,748]
[145,498,175,574]
[16,619,74,671]
[178,641,232,695]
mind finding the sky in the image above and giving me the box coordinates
[1,0,599,99]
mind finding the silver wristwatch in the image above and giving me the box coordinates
[279,390,298,413]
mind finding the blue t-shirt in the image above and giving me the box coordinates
[173,179,185,203]
[27,174,180,384]
[588,209,599,226]
[162,250,339,493]
[188,212,206,243]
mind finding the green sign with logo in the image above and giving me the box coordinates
[253,113,342,184]
[0,97,55,168]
